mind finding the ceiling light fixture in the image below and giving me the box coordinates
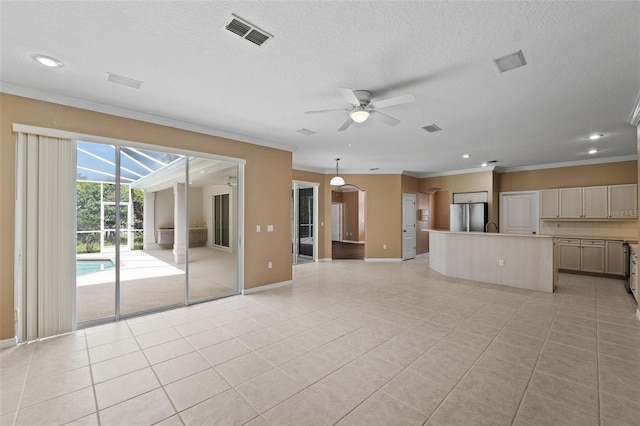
[349,107,370,123]
[481,162,488,167]
[31,54,63,68]
[588,149,599,154]
[587,134,603,140]
[462,154,471,159]
[330,158,345,186]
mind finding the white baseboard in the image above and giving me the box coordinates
[317,258,332,262]
[364,258,402,262]
[0,337,17,349]
[342,240,364,244]
[242,280,293,295]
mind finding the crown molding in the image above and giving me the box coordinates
[497,155,637,173]
[419,166,496,178]
[0,81,297,153]
[629,90,640,126]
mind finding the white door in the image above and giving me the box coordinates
[331,203,342,242]
[402,193,416,260]
[500,191,540,235]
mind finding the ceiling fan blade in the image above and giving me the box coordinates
[338,88,361,106]
[338,117,353,131]
[370,110,400,127]
[305,108,350,114]
[369,93,416,109]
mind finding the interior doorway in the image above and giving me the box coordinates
[292,181,318,265]
[331,185,365,260]
[402,193,416,260]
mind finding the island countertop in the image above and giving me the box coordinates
[429,230,555,293]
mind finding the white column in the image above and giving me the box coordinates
[142,191,156,250]
[173,183,186,264]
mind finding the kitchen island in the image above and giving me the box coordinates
[429,230,556,293]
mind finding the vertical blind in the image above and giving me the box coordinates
[15,133,76,342]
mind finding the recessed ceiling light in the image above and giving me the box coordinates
[462,154,470,159]
[588,149,599,154]
[587,134,603,140]
[31,54,63,68]
[481,162,488,167]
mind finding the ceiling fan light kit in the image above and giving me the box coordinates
[349,107,370,123]
[306,88,415,131]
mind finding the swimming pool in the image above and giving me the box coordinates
[76,259,115,276]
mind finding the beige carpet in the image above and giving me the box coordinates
[76,247,238,323]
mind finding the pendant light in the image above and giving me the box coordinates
[330,158,345,186]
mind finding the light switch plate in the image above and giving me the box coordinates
[267,225,274,232]
[256,225,261,232]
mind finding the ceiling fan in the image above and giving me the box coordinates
[305,88,416,131]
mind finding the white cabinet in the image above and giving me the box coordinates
[540,184,636,220]
[582,186,608,218]
[453,192,488,203]
[559,188,583,218]
[557,238,581,271]
[540,189,559,218]
[558,238,625,276]
[608,184,638,219]
[580,239,605,273]
[605,240,625,276]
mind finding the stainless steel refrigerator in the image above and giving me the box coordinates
[450,203,488,232]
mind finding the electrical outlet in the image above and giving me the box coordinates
[383,244,387,249]
[499,259,505,266]
[268,261,272,269]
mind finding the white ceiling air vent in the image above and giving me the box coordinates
[224,14,273,47]
[297,128,315,135]
[107,73,142,89]
[494,50,527,73]
[422,124,442,133]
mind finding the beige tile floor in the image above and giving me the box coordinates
[2,258,639,425]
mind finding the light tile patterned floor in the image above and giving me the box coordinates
[1,258,639,425]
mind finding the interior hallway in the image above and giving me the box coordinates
[1,258,639,425]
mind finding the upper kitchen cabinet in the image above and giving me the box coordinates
[540,184,636,220]
[582,186,608,218]
[540,189,559,218]
[453,192,488,203]
[559,188,583,218]
[608,184,638,219]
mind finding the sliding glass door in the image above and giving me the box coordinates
[75,142,241,326]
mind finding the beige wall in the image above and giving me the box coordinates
[498,161,637,192]
[0,94,293,340]
[321,175,403,259]
[421,171,495,230]
[343,191,360,242]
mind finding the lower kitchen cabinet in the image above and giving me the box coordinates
[581,240,605,273]
[557,239,581,271]
[557,238,624,276]
[605,240,625,276]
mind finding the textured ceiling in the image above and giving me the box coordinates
[1,1,639,175]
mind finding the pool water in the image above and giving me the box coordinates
[76,259,115,276]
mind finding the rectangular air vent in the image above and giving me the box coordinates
[107,73,143,90]
[296,128,315,136]
[494,50,527,73]
[422,124,442,133]
[224,14,273,47]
